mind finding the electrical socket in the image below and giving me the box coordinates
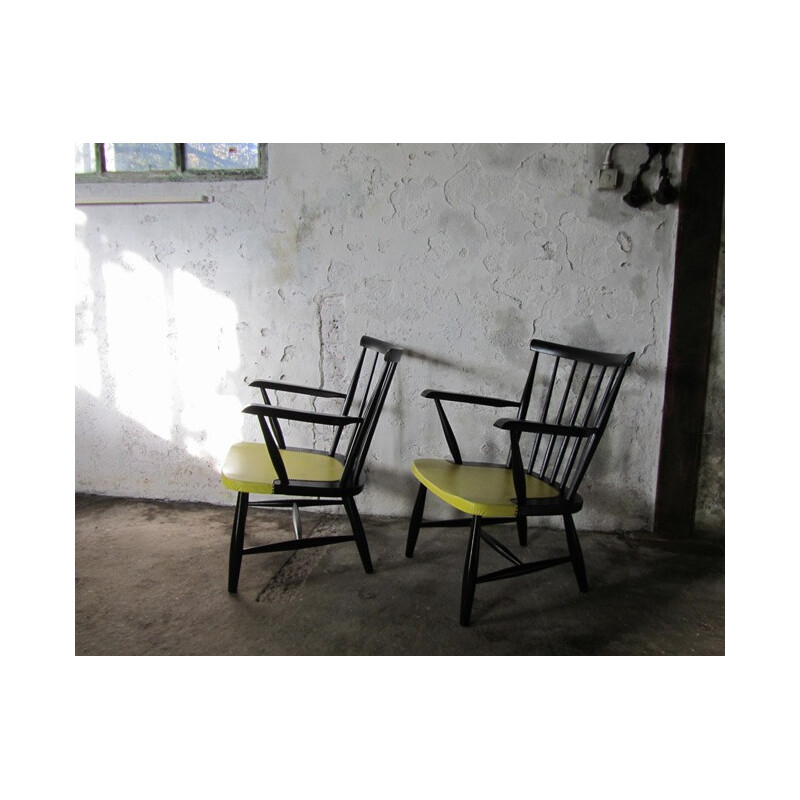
[597,167,620,190]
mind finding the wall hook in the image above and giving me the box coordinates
[623,144,659,208]
[653,144,678,205]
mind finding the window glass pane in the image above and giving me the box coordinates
[75,143,96,174]
[104,143,176,172]
[185,143,259,170]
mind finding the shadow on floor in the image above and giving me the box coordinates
[75,493,724,656]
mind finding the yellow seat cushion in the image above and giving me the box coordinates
[411,458,560,517]
[221,442,344,494]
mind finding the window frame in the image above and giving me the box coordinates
[75,143,268,183]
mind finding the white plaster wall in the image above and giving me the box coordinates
[75,143,679,530]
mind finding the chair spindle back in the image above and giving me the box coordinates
[517,340,634,501]
[338,336,403,487]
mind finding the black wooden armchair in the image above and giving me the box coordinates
[406,339,634,626]
[222,336,404,593]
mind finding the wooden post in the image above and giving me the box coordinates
[654,144,725,537]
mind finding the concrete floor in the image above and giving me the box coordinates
[75,493,724,656]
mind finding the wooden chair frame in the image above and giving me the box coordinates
[224,336,403,593]
[406,339,634,626]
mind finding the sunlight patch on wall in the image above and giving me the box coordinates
[173,269,243,467]
[75,237,101,397]
[103,253,173,440]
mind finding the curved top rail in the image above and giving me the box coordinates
[359,335,404,363]
[529,339,634,368]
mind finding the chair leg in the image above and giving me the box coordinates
[516,515,528,547]
[460,515,483,626]
[343,496,374,574]
[564,512,588,592]
[228,492,249,593]
[406,483,428,558]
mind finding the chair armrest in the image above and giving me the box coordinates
[421,391,518,465]
[249,380,347,400]
[494,419,600,507]
[421,389,520,408]
[241,405,360,486]
[493,418,599,438]
[243,403,362,427]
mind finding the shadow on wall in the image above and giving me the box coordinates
[401,347,465,370]
[387,344,649,531]
[75,208,643,520]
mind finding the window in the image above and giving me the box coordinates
[75,143,267,182]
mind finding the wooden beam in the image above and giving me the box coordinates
[654,144,725,537]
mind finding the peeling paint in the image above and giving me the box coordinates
[75,143,682,530]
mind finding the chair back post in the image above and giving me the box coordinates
[340,339,403,489]
[330,343,368,456]
[508,428,528,507]
[563,354,633,500]
[341,345,368,417]
[254,412,289,485]
[257,385,287,450]
[522,340,634,503]
[506,350,539,469]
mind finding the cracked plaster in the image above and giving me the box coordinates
[75,144,683,530]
